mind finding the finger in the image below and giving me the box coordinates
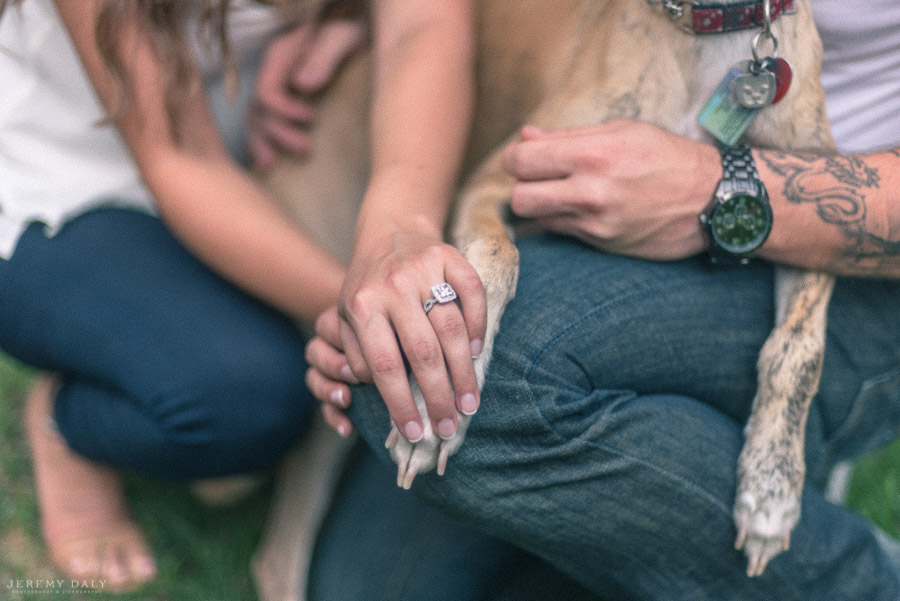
[305,336,352,384]
[354,314,426,442]
[503,137,573,181]
[444,258,487,358]
[248,130,278,170]
[427,299,480,417]
[292,20,367,93]
[322,403,354,438]
[390,298,458,440]
[258,110,313,156]
[305,365,351,410]
[339,317,370,383]
[509,178,582,219]
[256,93,318,126]
[314,305,344,349]
[254,26,320,121]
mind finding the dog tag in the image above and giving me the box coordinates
[697,65,761,145]
[732,66,776,109]
[762,57,792,104]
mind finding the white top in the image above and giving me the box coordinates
[0,0,284,259]
[812,0,900,155]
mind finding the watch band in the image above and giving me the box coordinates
[720,144,762,199]
[701,143,772,264]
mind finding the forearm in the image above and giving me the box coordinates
[143,152,345,324]
[355,4,474,249]
[756,148,900,278]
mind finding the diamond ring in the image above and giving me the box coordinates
[423,283,458,314]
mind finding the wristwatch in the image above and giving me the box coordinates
[700,144,773,264]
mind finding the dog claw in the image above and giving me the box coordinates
[385,427,400,449]
[735,525,748,550]
[400,465,418,490]
[437,443,451,476]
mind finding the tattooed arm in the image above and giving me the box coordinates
[756,148,900,277]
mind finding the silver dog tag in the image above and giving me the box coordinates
[732,64,776,109]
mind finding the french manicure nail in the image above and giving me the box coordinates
[459,393,479,416]
[437,418,457,440]
[330,389,347,409]
[403,421,423,442]
[470,338,483,357]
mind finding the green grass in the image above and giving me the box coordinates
[2,351,900,600]
[0,355,271,601]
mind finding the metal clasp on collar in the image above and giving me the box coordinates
[646,0,695,34]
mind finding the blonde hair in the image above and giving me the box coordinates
[96,0,236,138]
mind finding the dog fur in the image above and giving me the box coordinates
[256,0,836,588]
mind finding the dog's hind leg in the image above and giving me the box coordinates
[733,267,835,576]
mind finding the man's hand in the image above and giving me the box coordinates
[504,121,721,260]
[249,18,367,169]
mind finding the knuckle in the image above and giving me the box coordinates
[370,351,404,377]
[436,313,468,339]
[409,338,441,366]
[346,287,377,318]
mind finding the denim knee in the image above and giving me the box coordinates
[154,346,314,476]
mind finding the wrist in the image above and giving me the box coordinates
[700,144,773,264]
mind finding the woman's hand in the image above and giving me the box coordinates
[249,18,367,168]
[305,305,358,437]
[504,120,721,260]
[337,220,486,445]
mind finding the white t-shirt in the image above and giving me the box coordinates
[0,0,284,259]
[812,0,900,155]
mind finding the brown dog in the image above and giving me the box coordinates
[258,0,836,587]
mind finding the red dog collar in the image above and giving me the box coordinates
[692,0,796,34]
[652,0,797,34]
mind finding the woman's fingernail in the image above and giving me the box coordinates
[340,365,359,384]
[470,338,483,357]
[336,423,351,438]
[437,418,457,440]
[330,389,347,409]
[403,421,424,443]
[459,393,479,416]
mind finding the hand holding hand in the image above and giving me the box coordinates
[504,120,721,260]
[338,222,486,445]
[249,18,367,168]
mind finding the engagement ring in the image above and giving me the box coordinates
[423,282,458,314]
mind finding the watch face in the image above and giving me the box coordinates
[710,193,772,254]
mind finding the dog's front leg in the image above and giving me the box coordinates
[734,267,835,576]
[387,156,519,489]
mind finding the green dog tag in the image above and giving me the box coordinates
[697,65,761,145]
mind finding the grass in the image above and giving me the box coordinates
[2,352,900,600]
[0,355,271,601]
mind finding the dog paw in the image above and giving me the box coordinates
[385,417,469,489]
[733,487,800,576]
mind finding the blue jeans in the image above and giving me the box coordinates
[347,233,900,600]
[0,208,314,480]
[309,441,600,601]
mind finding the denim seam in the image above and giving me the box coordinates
[518,275,802,599]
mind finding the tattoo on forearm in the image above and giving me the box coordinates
[758,150,900,274]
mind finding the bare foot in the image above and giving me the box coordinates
[24,375,157,592]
